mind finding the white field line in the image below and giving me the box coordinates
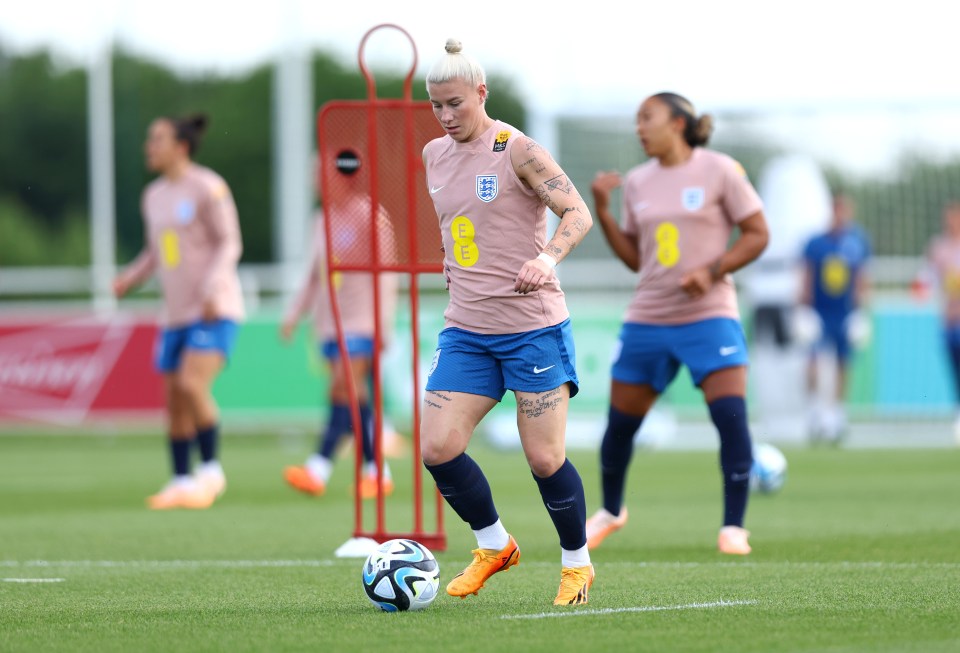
[0,560,339,569]
[2,560,960,570]
[502,599,758,620]
[2,578,66,583]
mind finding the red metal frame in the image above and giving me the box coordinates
[318,23,445,551]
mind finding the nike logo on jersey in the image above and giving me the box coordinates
[719,346,739,356]
[533,365,555,374]
[633,201,650,213]
[429,185,445,194]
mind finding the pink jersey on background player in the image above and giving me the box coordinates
[621,148,763,325]
[927,236,960,324]
[424,120,569,334]
[283,208,399,344]
[119,163,245,327]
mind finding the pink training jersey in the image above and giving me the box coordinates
[120,164,245,327]
[283,207,400,344]
[423,120,569,334]
[927,236,960,325]
[620,148,763,325]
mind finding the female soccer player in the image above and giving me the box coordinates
[114,114,244,510]
[588,92,769,555]
[280,166,400,499]
[422,39,595,605]
[918,201,960,444]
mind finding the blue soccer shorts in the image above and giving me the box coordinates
[321,335,375,361]
[814,311,853,363]
[155,319,239,373]
[611,317,749,392]
[425,318,579,401]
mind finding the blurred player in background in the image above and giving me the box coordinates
[280,154,400,499]
[422,39,595,605]
[799,192,871,443]
[589,92,769,555]
[113,113,243,510]
[916,201,960,444]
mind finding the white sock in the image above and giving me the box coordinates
[474,519,509,550]
[198,460,223,476]
[172,474,194,487]
[363,461,392,480]
[561,545,591,568]
[306,454,333,483]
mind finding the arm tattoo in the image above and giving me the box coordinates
[535,186,561,215]
[525,140,547,154]
[519,156,547,174]
[544,174,572,195]
[518,389,563,419]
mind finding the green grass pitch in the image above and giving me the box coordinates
[1,433,958,652]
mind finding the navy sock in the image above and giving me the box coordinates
[708,396,753,527]
[195,423,219,463]
[359,404,375,463]
[319,404,352,459]
[532,459,587,550]
[170,438,192,476]
[424,453,499,530]
[600,406,645,515]
[948,342,960,403]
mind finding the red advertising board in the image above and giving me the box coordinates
[0,314,164,426]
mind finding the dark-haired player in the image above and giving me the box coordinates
[589,92,769,555]
[114,114,244,510]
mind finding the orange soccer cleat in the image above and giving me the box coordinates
[147,479,214,510]
[446,534,521,598]
[357,474,395,500]
[553,564,595,606]
[585,507,629,550]
[283,465,326,496]
[717,525,752,555]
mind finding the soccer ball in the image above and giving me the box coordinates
[361,539,440,612]
[750,442,787,494]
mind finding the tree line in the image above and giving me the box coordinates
[1,43,957,270]
[0,45,525,266]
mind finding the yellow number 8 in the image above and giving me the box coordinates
[655,222,680,268]
[451,215,480,267]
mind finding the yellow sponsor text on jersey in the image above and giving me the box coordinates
[944,271,960,297]
[161,229,180,268]
[655,221,681,268]
[822,256,850,295]
[451,216,479,267]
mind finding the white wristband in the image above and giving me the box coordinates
[537,252,558,269]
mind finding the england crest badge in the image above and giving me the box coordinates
[476,175,498,202]
[681,187,705,211]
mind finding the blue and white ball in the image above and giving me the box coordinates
[362,539,440,612]
[750,442,787,494]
